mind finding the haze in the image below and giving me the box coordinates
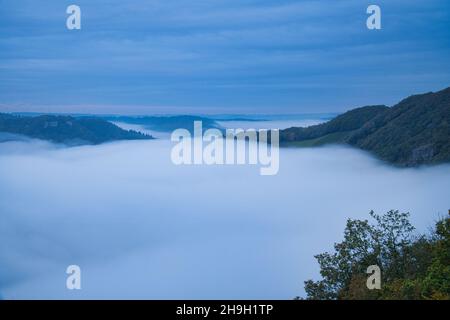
[0,137,449,299]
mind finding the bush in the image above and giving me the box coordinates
[304,210,450,300]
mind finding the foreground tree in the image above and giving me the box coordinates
[303,210,449,300]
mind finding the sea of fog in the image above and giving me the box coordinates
[0,120,449,299]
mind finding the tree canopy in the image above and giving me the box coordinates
[303,210,450,300]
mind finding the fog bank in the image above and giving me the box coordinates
[0,139,449,299]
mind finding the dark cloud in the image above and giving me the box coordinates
[0,0,449,112]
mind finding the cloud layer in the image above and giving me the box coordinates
[1,0,449,112]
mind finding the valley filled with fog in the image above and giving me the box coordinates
[0,126,449,299]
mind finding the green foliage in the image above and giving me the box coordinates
[280,105,388,143]
[348,87,450,166]
[421,217,450,299]
[284,131,351,147]
[304,210,450,300]
[0,113,153,145]
[281,87,450,166]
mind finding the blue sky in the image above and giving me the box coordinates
[0,0,449,114]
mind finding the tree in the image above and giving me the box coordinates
[304,210,449,300]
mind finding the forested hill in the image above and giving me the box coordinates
[280,87,450,166]
[0,113,153,145]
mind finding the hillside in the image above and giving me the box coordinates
[0,113,153,145]
[280,105,389,144]
[280,87,450,166]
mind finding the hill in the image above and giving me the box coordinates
[103,115,222,133]
[280,87,450,166]
[0,113,153,145]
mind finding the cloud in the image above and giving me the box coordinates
[0,0,449,111]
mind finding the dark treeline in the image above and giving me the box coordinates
[301,210,450,300]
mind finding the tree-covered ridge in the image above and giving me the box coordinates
[0,113,153,145]
[281,87,450,166]
[302,210,450,300]
[280,105,389,142]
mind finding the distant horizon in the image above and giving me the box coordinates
[0,110,339,118]
[0,84,447,116]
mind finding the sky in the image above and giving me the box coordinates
[0,0,449,114]
[1,138,449,298]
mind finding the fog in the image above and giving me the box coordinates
[0,138,449,299]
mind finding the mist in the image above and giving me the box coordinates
[0,138,449,299]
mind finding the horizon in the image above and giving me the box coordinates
[0,110,338,118]
[0,84,447,116]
